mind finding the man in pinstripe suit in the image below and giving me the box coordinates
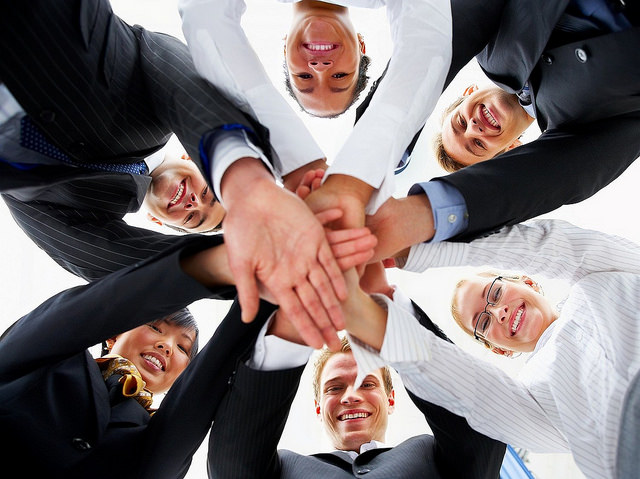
[0,0,348,345]
[207,301,505,478]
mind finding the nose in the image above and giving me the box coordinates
[156,341,172,357]
[488,303,508,324]
[308,60,333,72]
[340,386,363,404]
[185,192,198,209]
[468,117,484,134]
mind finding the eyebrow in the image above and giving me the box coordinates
[450,115,484,158]
[297,86,351,95]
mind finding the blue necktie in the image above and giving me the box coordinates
[18,116,148,175]
[570,0,632,32]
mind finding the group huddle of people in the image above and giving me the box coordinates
[0,0,639,478]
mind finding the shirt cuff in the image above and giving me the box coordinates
[409,181,468,242]
[204,128,276,208]
[247,313,313,371]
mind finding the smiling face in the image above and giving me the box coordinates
[144,155,225,233]
[441,87,534,166]
[286,1,363,116]
[317,352,394,452]
[454,275,558,353]
[108,319,195,394]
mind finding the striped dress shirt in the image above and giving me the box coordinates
[350,219,640,479]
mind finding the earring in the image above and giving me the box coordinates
[316,406,321,415]
[388,398,395,406]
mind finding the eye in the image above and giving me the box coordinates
[148,324,161,333]
[332,73,347,79]
[361,382,376,389]
[480,314,491,334]
[474,139,486,150]
[178,344,189,355]
[201,186,208,199]
[458,114,466,129]
[325,386,342,394]
[296,73,312,79]
[183,212,195,225]
[491,285,503,303]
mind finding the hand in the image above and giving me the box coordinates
[305,174,374,230]
[282,159,327,192]
[295,168,325,200]
[267,308,305,345]
[221,158,346,350]
[359,262,394,299]
[365,195,435,262]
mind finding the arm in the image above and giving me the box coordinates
[323,0,453,215]
[178,0,325,177]
[346,292,570,453]
[402,218,640,284]
[0,234,231,381]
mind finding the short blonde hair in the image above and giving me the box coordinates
[433,96,466,172]
[312,337,393,402]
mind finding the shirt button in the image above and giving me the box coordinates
[447,214,457,223]
[541,53,553,65]
[575,330,583,342]
[575,48,588,63]
[39,110,56,123]
[71,437,92,451]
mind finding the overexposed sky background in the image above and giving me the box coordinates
[3,1,640,477]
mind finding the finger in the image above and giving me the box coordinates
[325,227,372,245]
[315,208,343,226]
[231,263,260,323]
[296,185,311,200]
[316,240,348,308]
[337,249,375,271]
[328,231,377,258]
[277,286,325,349]
[294,279,340,348]
[311,177,322,192]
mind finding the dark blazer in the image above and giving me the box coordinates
[207,303,505,479]
[358,0,640,242]
[0,235,274,479]
[0,0,272,280]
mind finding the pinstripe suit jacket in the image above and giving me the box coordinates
[357,0,640,243]
[208,303,506,479]
[0,234,275,478]
[0,0,272,280]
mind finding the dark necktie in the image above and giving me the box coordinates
[19,115,149,175]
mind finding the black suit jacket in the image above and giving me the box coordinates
[207,303,505,479]
[0,0,272,280]
[0,235,274,479]
[358,0,640,242]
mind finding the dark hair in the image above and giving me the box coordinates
[101,308,199,359]
[163,221,223,235]
[283,55,371,119]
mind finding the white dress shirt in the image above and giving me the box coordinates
[350,220,640,479]
[179,0,452,213]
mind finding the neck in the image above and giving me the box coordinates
[293,0,349,17]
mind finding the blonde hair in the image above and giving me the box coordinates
[432,96,466,172]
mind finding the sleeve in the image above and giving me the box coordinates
[403,218,640,284]
[326,0,452,213]
[247,314,313,371]
[0,234,228,381]
[2,194,195,281]
[179,0,325,176]
[207,361,306,479]
[436,113,640,241]
[348,294,571,453]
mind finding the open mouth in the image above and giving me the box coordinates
[168,179,186,209]
[338,412,370,421]
[141,353,165,371]
[510,305,525,336]
[480,104,500,130]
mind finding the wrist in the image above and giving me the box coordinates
[220,157,274,208]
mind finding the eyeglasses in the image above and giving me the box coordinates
[473,276,504,341]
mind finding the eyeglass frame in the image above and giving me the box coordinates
[472,275,504,342]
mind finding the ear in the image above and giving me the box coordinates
[314,400,322,420]
[146,213,163,226]
[387,390,395,415]
[490,346,514,358]
[105,337,116,351]
[521,275,541,293]
[357,33,366,55]
[462,84,478,97]
[506,138,523,151]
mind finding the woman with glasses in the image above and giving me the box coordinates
[345,219,640,479]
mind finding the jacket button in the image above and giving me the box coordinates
[356,468,371,474]
[39,110,56,123]
[71,437,92,451]
[541,54,553,65]
[575,48,588,63]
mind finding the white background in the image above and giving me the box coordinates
[3,1,639,477]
